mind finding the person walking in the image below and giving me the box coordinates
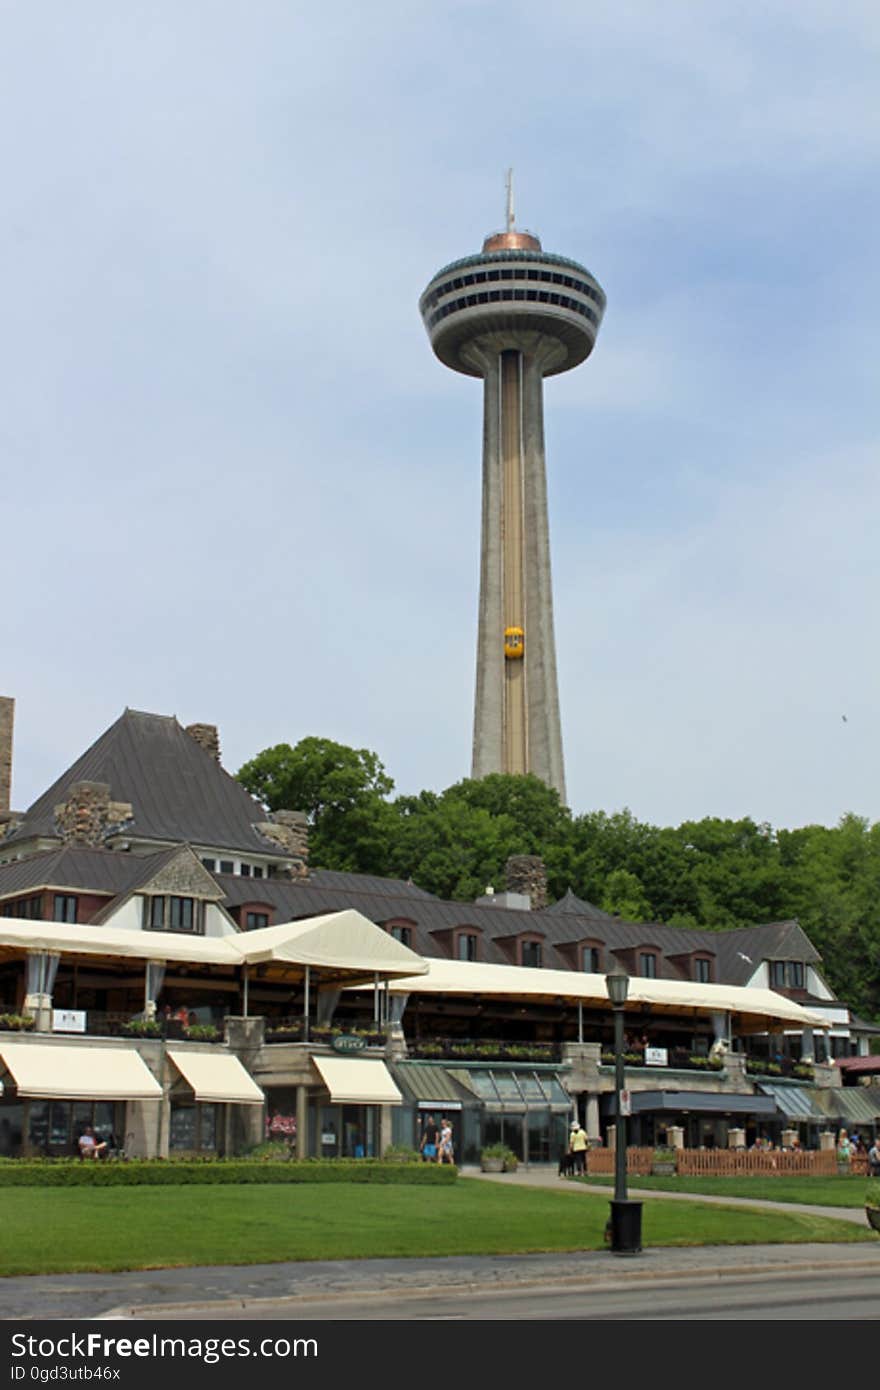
[420,1114,438,1163]
[438,1115,455,1165]
[868,1134,880,1178]
[570,1120,588,1175]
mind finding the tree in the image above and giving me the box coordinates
[237,737,395,873]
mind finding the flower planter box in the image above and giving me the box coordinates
[480,1157,505,1173]
[866,1205,880,1234]
[652,1162,676,1176]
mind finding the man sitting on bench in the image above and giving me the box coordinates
[78,1126,108,1160]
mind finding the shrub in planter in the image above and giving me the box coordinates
[480,1143,518,1173]
[183,1023,219,1042]
[121,1019,161,1038]
[652,1147,677,1175]
[0,1014,35,1032]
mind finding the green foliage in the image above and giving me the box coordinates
[184,1024,220,1042]
[121,1019,161,1038]
[480,1144,518,1171]
[0,1159,458,1187]
[0,1014,35,1031]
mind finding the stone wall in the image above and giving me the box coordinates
[185,723,221,762]
[255,810,310,880]
[505,854,548,909]
[0,696,13,816]
[54,782,133,847]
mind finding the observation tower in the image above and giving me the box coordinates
[420,177,605,802]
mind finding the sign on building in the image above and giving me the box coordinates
[645,1046,668,1067]
[52,1009,86,1033]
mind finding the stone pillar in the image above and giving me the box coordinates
[504,855,548,910]
[801,1028,814,1062]
[728,1127,746,1150]
[0,696,13,816]
[585,1094,601,1143]
[820,1131,836,1152]
[379,1105,394,1159]
[296,1084,309,1159]
[185,723,221,762]
[667,1125,685,1150]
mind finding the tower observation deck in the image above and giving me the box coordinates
[420,196,605,802]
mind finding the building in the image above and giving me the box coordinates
[0,701,877,1163]
[419,185,605,801]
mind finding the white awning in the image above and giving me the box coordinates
[0,1042,162,1100]
[167,1050,264,1105]
[311,1055,402,1106]
[347,959,830,1031]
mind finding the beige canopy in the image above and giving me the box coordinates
[311,1055,402,1105]
[167,1049,264,1105]
[349,958,830,1032]
[0,909,427,985]
[0,1041,162,1099]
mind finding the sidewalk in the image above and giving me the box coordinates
[463,1163,870,1225]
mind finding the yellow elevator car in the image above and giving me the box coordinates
[504,627,524,659]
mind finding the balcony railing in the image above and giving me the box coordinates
[599,1048,724,1073]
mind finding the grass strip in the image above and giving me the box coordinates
[575,1174,876,1207]
[0,1177,872,1277]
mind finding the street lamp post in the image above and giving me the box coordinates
[605,968,642,1255]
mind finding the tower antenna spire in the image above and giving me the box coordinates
[505,168,515,232]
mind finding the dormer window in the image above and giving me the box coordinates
[770,960,804,990]
[520,939,542,969]
[144,896,202,934]
[456,932,478,962]
[693,956,713,983]
[582,944,603,973]
[53,895,77,924]
[390,924,413,947]
[638,951,658,979]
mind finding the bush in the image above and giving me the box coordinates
[480,1144,518,1172]
[382,1144,421,1162]
[244,1141,293,1161]
[183,1024,220,1042]
[121,1019,161,1038]
[0,1159,458,1188]
[0,1014,34,1032]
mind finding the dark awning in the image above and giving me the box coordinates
[603,1090,777,1118]
[757,1083,828,1121]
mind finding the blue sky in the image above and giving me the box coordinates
[2,2,878,830]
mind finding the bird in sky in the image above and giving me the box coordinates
[842,715,848,722]
[737,951,753,965]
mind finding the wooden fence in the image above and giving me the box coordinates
[586,1147,841,1176]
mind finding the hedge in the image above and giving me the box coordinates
[0,1159,459,1188]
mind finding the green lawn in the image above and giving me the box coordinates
[1,1178,873,1276]
[576,1174,876,1207]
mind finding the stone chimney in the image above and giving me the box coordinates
[0,697,13,816]
[504,855,548,910]
[185,723,221,762]
[55,781,133,847]
[255,809,310,880]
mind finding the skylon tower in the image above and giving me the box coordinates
[420,178,605,802]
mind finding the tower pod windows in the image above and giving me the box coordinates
[504,627,524,660]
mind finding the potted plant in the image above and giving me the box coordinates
[480,1143,518,1173]
[652,1146,677,1176]
[866,1187,880,1234]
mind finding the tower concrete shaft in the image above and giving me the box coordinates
[472,344,564,797]
[421,220,605,803]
